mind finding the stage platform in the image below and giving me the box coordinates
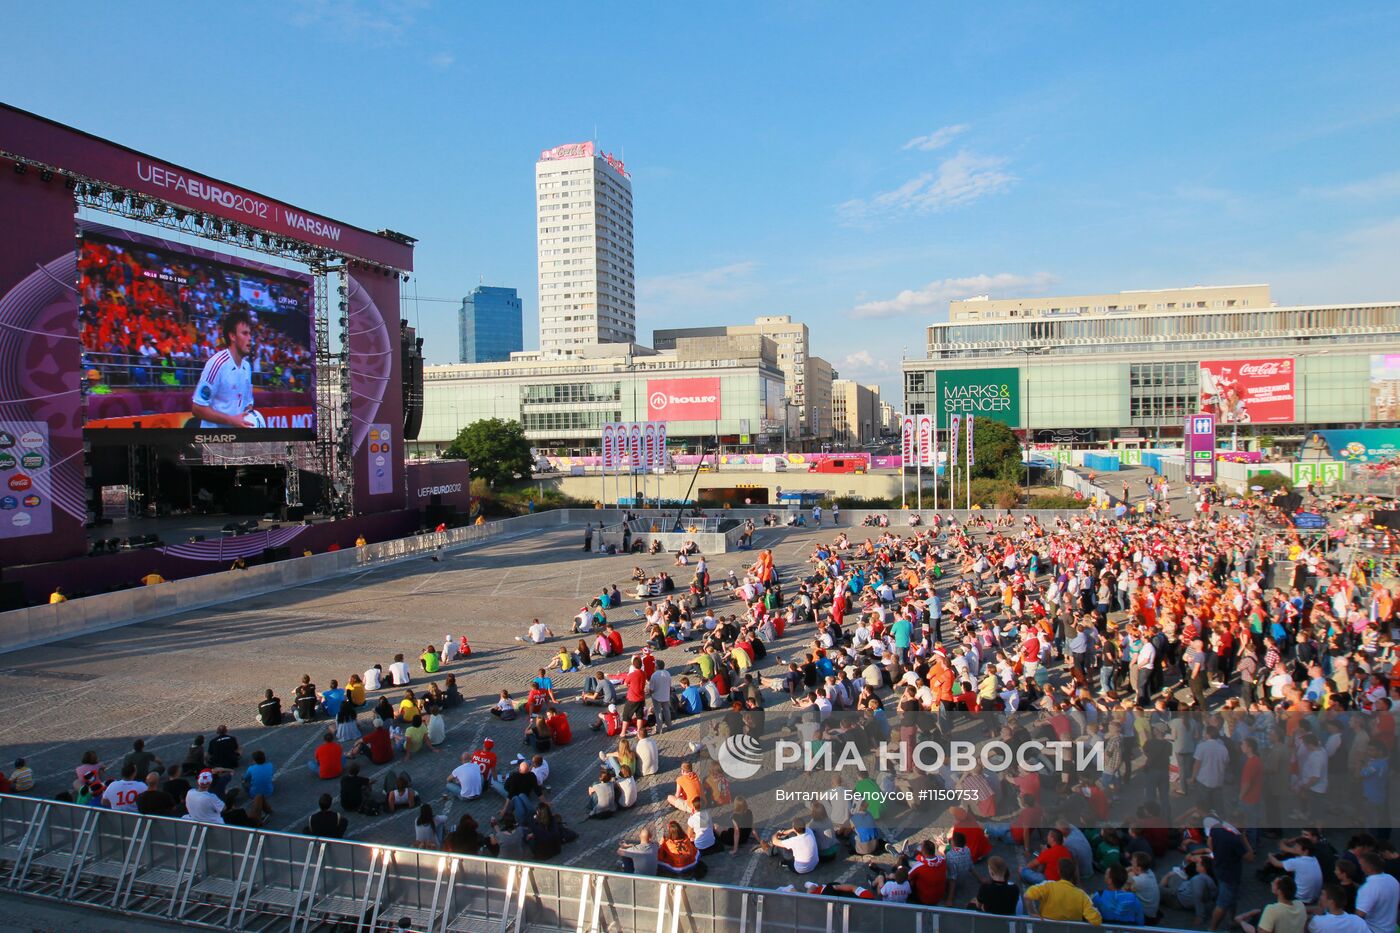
[84,512,337,551]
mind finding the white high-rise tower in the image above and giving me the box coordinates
[535,142,635,355]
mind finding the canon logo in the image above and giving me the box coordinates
[1237,362,1285,377]
[418,483,463,497]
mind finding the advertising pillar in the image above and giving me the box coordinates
[348,271,406,514]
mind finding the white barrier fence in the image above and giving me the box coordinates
[0,793,1191,933]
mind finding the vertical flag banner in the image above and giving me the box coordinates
[966,414,975,465]
[949,415,961,469]
[655,423,668,468]
[601,423,616,470]
[643,422,658,469]
[629,423,643,467]
[901,416,915,465]
[916,414,934,467]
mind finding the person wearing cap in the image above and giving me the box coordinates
[592,703,624,736]
[184,770,226,824]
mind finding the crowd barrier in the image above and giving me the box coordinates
[0,794,1191,933]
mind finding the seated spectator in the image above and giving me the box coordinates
[420,645,441,675]
[320,681,347,720]
[243,749,275,799]
[122,738,164,778]
[293,676,319,722]
[307,731,344,780]
[387,774,418,814]
[73,750,105,792]
[618,827,659,875]
[388,653,411,686]
[443,815,483,855]
[515,619,554,644]
[446,751,485,800]
[221,787,271,828]
[340,763,375,815]
[971,856,1020,915]
[208,725,241,770]
[258,689,283,726]
[1237,875,1306,933]
[306,793,348,838]
[351,719,394,765]
[414,803,447,849]
[489,690,518,720]
[614,765,639,810]
[658,821,701,875]
[580,677,618,708]
[587,769,617,819]
[1023,859,1102,924]
[135,771,177,816]
[759,819,819,875]
[1093,865,1145,925]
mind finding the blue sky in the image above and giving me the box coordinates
[5,2,1400,399]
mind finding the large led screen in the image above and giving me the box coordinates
[77,224,315,442]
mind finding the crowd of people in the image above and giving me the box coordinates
[19,475,1400,931]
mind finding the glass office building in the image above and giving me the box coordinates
[902,298,1400,444]
[458,286,524,363]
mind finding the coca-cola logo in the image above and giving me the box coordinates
[1237,362,1285,377]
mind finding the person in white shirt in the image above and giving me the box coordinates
[1270,838,1324,905]
[633,725,660,776]
[686,801,716,851]
[363,664,383,691]
[387,654,411,686]
[446,752,483,799]
[184,771,226,824]
[516,619,554,644]
[1356,853,1400,933]
[648,663,673,732]
[441,635,458,663]
[1311,883,1371,933]
[101,763,146,813]
[615,768,639,808]
[761,819,819,874]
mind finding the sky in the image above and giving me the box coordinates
[5,2,1400,400]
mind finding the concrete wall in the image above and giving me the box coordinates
[544,472,908,503]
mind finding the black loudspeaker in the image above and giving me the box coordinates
[401,321,424,440]
[1372,509,1400,531]
[261,547,291,564]
[1276,493,1302,513]
[282,504,306,522]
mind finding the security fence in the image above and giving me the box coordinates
[0,794,1187,933]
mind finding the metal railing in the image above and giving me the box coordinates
[0,794,1188,933]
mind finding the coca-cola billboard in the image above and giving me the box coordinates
[646,377,721,421]
[1199,359,1294,424]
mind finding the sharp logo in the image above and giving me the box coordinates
[194,434,240,443]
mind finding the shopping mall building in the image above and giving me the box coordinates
[415,334,791,454]
[900,285,1400,447]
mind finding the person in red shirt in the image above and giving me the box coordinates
[949,808,992,862]
[1238,737,1263,826]
[605,625,624,657]
[308,731,343,780]
[470,738,498,784]
[351,722,394,765]
[906,846,949,905]
[1021,828,1072,883]
[545,708,572,746]
[622,658,648,724]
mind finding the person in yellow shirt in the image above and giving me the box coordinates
[355,534,367,548]
[141,571,166,586]
[48,587,66,604]
[1023,859,1102,925]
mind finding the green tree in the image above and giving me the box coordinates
[968,417,1023,482]
[444,418,532,487]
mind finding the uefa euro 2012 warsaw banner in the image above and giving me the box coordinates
[935,367,1020,429]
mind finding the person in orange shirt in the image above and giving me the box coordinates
[667,762,703,813]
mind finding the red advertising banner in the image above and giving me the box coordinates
[647,377,721,421]
[1198,359,1294,424]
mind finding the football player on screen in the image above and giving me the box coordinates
[191,310,262,429]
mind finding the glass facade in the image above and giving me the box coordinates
[458,286,524,363]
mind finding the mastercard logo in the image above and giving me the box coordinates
[21,494,39,508]
[7,474,32,492]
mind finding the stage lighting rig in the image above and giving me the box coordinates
[12,162,26,175]
[39,169,52,182]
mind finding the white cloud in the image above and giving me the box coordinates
[851,272,1057,320]
[1267,215,1400,304]
[901,123,970,152]
[638,261,761,320]
[1304,170,1400,201]
[289,0,430,44]
[839,151,1016,224]
[428,51,455,71]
